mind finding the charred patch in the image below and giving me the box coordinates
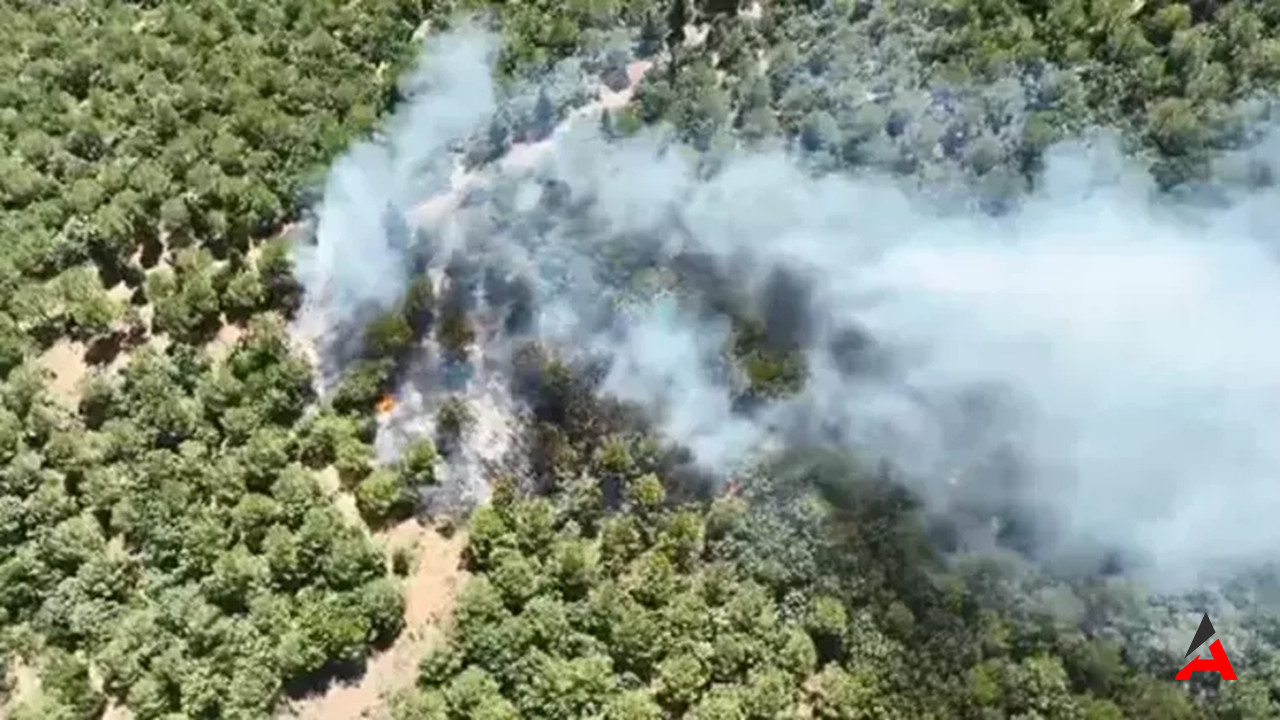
[759,265,815,352]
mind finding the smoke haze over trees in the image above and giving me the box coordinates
[6,0,1280,718]
[301,20,1280,583]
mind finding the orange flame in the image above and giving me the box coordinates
[376,395,396,415]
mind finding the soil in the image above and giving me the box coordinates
[281,523,469,719]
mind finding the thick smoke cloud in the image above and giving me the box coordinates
[292,27,500,389]
[295,26,1280,589]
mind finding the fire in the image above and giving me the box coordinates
[375,394,396,415]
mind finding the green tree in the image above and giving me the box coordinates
[365,310,415,360]
[398,437,438,486]
[356,469,416,527]
[435,298,474,362]
[58,265,121,339]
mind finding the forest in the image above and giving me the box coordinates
[3,0,1280,718]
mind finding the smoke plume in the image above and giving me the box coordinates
[294,25,1280,589]
[292,26,500,391]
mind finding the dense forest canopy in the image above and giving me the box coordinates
[3,0,1280,718]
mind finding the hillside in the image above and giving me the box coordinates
[3,0,1280,719]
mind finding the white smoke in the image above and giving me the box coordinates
[295,26,1280,589]
[292,26,500,389]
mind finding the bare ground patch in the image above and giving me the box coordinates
[204,320,246,365]
[37,325,164,409]
[37,282,153,409]
[0,657,39,720]
[38,340,93,409]
[280,522,469,719]
[101,701,134,720]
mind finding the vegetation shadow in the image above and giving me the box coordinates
[282,659,370,701]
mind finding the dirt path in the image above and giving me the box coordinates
[410,60,654,227]
[282,522,469,720]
